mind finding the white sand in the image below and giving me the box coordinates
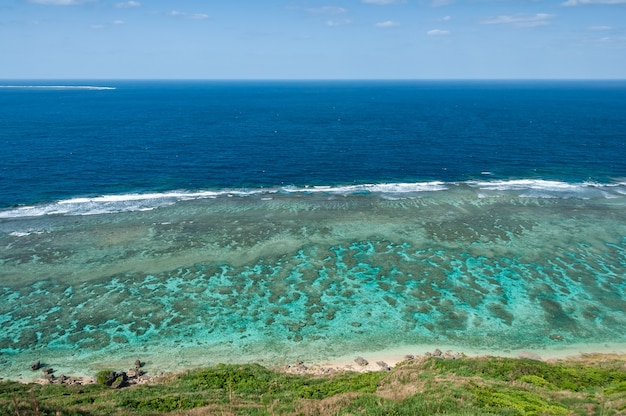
[8,341,626,383]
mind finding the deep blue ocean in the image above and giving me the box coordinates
[1,81,625,379]
[2,80,625,208]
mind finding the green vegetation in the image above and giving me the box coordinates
[95,370,116,386]
[473,386,569,415]
[427,355,626,391]
[1,355,625,415]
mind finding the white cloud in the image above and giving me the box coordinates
[168,10,208,20]
[91,20,124,29]
[189,13,209,20]
[442,16,452,21]
[481,13,554,27]
[427,29,450,35]
[375,20,400,27]
[306,6,348,15]
[588,25,612,30]
[29,0,87,5]
[363,0,402,4]
[562,0,626,5]
[116,1,140,8]
[326,19,352,27]
[583,34,626,48]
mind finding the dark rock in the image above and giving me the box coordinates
[42,367,53,375]
[134,359,143,369]
[105,371,127,388]
[376,361,391,371]
[549,334,564,341]
[103,371,118,386]
[433,349,442,357]
[30,360,41,371]
[403,355,415,361]
[425,352,432,357]
[111,375,126,389]
[96,370,115,385]
[127,368,145,378]
[68,377,83,385]
[354,356,368,366]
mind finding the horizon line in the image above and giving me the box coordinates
[1,77,626,82]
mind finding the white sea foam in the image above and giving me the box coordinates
[469,179,579,191]
[466,179,626,201]
[467,179,626,199]
[0,85,116,90]
[9,231,44,237]
[293,182,448,195]
[0,189,264,219]
[1,180,624,219]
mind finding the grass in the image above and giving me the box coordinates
[1,355,625,415]
[426,355,626,392]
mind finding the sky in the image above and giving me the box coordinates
[1,0,625,79]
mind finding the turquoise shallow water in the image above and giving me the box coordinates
[1,183,625,379]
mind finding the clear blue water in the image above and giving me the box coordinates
[2,80,625,207]
[1,81,625,379]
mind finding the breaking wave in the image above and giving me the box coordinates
[1,180,625,219]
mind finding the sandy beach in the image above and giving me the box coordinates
[5,341,625,386]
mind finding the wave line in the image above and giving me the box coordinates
[1,180,625,219]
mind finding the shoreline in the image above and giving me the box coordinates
[282,342,626,375]
[6,342,626,385]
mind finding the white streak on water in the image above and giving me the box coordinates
[0,85,116,90]
[1,180,625,219]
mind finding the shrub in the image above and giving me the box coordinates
[519,375,554,389]
[297,372,383,399]
[183,363,274,393]
[95,370,116,386]
[474,386,569,415]
[119,395,205,412]
[430,356,626,392]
